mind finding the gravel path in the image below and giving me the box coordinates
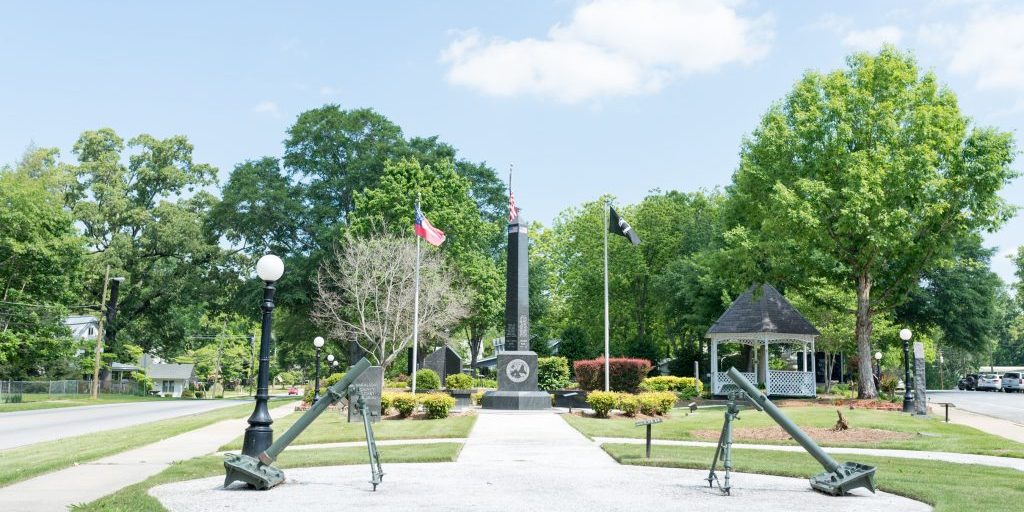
[152,411,930,512]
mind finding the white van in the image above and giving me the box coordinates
[1003,372,1022,393]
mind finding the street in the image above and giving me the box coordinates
[928,390,1024,425]
[0,399,249,450]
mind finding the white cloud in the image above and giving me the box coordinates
[946,9,1024,91]
[251,101,281,118]
[440,0,774,103]
[319,86,342,97]
[840,25,903,51]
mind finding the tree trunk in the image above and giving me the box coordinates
[855,272,877,398]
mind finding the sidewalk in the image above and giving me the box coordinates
[929,403,1024,444]
[0,401,297,512]
[151,410,928,512]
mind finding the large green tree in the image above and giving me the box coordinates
[728,47,1017,397]
[67,129,235,358]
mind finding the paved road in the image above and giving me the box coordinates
[0,399,251,450]
[928,390,1024,424]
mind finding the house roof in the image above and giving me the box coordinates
[706,284,820,337]
[147,363,195,380]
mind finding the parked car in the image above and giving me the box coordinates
[976,373,1002,391]
[957,374,978,390]
[1002,372,1023,393]
[288,386,299,395]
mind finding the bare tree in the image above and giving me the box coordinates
[313,230,468,368]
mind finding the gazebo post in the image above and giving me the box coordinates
[710,337,719,394]
[763,336,770,396]
[811,337,817,396]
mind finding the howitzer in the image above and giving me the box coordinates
[725,367,877,496]
[224,358,380,490]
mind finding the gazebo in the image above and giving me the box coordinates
[706,284,820,397]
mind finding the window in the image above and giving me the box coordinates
[87,327,95,336]
[162,380,174,393]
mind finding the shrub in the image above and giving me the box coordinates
[586,391,621,418]
[324,372,346,387]
[384,379,408,389]
[473,377,497,389]
[392,393,417,417]
[414,369,441,391]
[303,387,316,404]
[181,389,195,399]
[445,373,473,390]
[194,390,206,399]
[880,375,898,397]
[638,391,676,415]
[471,391,485,406]
[381,392,404,414]
[639,376,702,399]
[618,394,640,417]
[573,358,653,392]
[418,393,456,419]
[537,356,571,390]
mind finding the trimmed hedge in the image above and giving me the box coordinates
[586,391,620,418]
[471,391,485,405]
[618,394,640,417]
[573,357,653,392]
[414,369,441,391]
[324,372,346,387]
[392,393,417,417]
[418,393,456,419]
[639,376,702,399]
[638,391,676,415]
[473,377,497,389]
[445,373,473,390]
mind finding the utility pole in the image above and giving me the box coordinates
[91,266,110,399]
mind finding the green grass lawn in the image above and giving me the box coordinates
[72,443,463,511]
[0,402,269,487]
[603,443,1021,512]
[564,406,1024,457]
[218,411,477,451]
[0,393,174,413]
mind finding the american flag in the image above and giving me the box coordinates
[508,188,518,222]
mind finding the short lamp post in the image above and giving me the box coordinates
[242,254,284,457]
[900,328,914,413]
[313,336,325,402]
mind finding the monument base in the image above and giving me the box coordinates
[481,390,551,410]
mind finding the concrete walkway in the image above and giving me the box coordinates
[0,402,297,512]
[592,437,1024,471]
[152,411,929,512]
[928,402,1024,444]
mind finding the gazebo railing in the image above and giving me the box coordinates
[767,370,815,397]
[713,371,757,395]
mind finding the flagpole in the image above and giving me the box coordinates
[412,206,421,396]
[603,201,610,392]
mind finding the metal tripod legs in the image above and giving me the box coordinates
[707,397,741,495]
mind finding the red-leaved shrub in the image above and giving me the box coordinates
[573,357,653,392]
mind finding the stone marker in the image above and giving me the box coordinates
[424,345,462,383]
[912,342,927,416]
[347,366,384,423]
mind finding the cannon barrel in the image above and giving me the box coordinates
[262,357,371,463]
[725,367,839,471]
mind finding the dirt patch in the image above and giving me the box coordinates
[774,399,903,411]
[691,426,914,443]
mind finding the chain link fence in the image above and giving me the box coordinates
[0,379,145,403]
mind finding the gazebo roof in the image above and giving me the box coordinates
[705,284,820,337]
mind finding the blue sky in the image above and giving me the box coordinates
[2,1,1022,283]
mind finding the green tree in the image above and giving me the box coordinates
[727,48,1017,397]
[0,148,84,378]
[67,128,235,358]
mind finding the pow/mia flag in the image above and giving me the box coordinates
[609,207,640,245]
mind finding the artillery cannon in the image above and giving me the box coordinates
[717,366,876,496]
[224,358,384,490]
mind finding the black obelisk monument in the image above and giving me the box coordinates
[482,194,550,410]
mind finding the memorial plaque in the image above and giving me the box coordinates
[496,351,538,391]
[347,365,384,423]
[423,345,463,383]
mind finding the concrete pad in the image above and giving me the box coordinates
[152,411,930,512]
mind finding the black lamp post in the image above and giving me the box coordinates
[313,336,325,402]
[242,254,284,457]
[900,328,914,413]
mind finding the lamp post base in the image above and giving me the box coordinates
[242,425,273,457]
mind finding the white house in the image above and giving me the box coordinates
[147,363,196,397]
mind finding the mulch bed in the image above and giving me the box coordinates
[691,426,914,443]
[776,398,903,411]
